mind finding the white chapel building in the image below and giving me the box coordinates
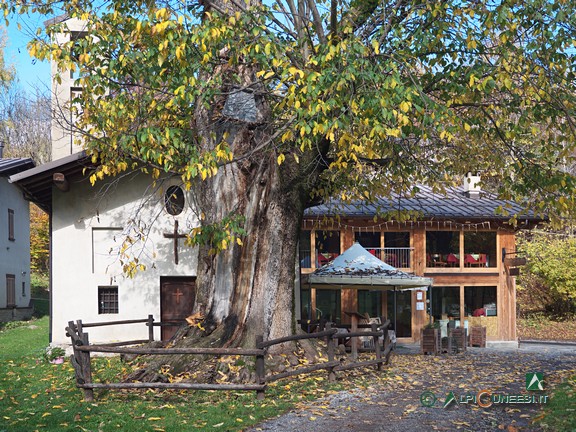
[11,16,199,344]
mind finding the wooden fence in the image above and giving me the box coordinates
[65,318,393,401]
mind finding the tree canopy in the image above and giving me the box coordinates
[3,0,576,239]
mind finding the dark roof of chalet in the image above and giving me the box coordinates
[9,151,92,213]
[305,185,542,223]
[0,158,35,177]
[44,13,70,28]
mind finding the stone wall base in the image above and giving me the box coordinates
[0,307,34,322]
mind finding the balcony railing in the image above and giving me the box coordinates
[299,247,413,269]
[367,248,413,269]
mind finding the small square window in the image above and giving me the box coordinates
[98,286,118,314]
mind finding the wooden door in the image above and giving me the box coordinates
[160,277,196,341]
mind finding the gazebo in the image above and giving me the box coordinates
[302,242,433,335]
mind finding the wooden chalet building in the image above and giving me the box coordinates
[298,178,540,345]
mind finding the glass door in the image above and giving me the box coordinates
[387,290,412,338]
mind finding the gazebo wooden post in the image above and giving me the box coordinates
[345,311,364,361]
[351,315,358,360]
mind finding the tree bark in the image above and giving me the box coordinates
[193,122,307,351]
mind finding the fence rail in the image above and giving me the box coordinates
[66,317,394,401]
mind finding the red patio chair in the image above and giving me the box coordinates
[476,254,487,267]
[464,254,475,266]
[446,253,459,267]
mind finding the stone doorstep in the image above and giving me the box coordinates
[520,339,576,346]
[484,340,519,350]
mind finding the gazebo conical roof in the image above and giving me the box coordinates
[305,243,432,289]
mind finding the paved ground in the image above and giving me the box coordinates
[246,343,576,432]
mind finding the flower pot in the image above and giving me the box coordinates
[421,328,440,355]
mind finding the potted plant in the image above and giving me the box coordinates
[43,346,66,364]
[421,322,440,355]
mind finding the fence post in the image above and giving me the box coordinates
[372,323,382,371]
[68,321,84,387]
[384,327,392,364]
[255,335,265,400]
[76,320,94,402]
[147,315,155,342]
[326,322,336,382]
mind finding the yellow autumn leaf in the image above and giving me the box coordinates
[148,417,162,421]
[42,412,52,418]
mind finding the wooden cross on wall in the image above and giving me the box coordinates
[163,220,187,265]
[173,288,184,304]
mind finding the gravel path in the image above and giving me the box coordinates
[246,345,575,432]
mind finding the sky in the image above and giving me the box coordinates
[2,12,51,94]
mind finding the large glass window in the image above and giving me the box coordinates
[385,232,411,267]
[355,232,381,259]
[386,290,412,337]
[355,232,380,248]
[465,286,497,316]
[300,287,311,320]
[358,290,382,318]
[430,286,460,320]
[299,230,311,268]
[315,230,340,267]
[426,231,459,267]
[315,289,341,323]
[464,232,497,268]
[384,232,410,247]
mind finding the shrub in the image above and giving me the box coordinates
[517,229,576,318]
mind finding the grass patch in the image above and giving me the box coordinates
[0,317,352,431]
[536,375,576,431]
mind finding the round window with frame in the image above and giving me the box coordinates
[165,186,185,216]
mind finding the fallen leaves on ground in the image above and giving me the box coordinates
[250,349,576,431]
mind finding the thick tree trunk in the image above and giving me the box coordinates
[188,38,315,350]
[194,126,306,351]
